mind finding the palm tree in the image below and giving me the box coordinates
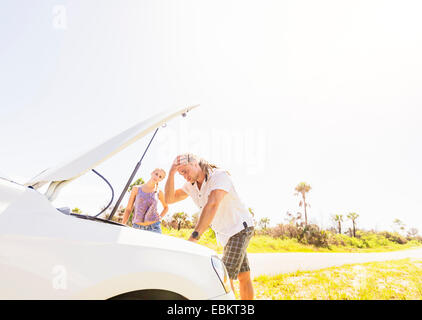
[333,214,344,234]
[294,182,311,225]
[393,218,406,235]
[259,217,270,230]
[347,212,359,237]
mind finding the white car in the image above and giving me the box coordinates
[0,105,234,300]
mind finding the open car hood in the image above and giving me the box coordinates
[25,105,199,198]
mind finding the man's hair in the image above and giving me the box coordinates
[177,153,220,180]
[198,158,218,181]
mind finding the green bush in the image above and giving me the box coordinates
[297,224,329,247]
[261,225,419,249]
[261,223,329,247]
[380,231,408,245]
[265,223,301,239]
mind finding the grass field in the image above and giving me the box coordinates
[162,228,422,300]
[238,258,422,300]
[162,227,422,254]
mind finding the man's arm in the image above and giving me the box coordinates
[164,164,188,204]
[188,189,227,242]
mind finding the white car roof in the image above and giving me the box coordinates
[25,105,199,190]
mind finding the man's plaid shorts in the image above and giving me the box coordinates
[222,227,254,280]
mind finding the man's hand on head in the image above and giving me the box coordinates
[170,163,181,175]
[170,155,187,175]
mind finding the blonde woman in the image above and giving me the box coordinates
[122,168,168,234]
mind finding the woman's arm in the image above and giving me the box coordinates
[122,187,137,225]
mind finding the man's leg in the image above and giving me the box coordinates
[222,227,255,300]
[238,271,254,300]
[236,229,254,300]
[230,279,235,294]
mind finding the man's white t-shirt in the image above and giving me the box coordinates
[182,169,254,246]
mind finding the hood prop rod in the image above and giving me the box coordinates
[108,127,159,221]
[92,169,115,218]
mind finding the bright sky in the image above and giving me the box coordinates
[1,0,422,234]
